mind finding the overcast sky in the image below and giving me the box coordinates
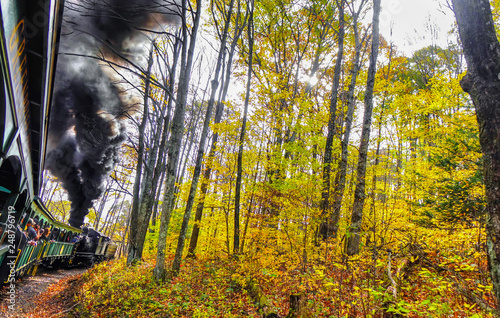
[378,0,456,55]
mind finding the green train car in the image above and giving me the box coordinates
[0,0,67,283]
[0,0,117,285]
[10,197,81,278]
[2,197,117,283]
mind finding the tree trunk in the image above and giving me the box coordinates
[186,73,228,257]
[127,42,154,264]
[452,0,500,311]
[171,0,236,275]
[107,194,126,237]
[94,184,110,230]
[128,39,173,263]
[240,159,261,253]
[368,44,393,257]
[154,0,202,281]
[100,193,118,233]
[135,58,173,235]
[346,0,381,256]
[234,0,254,254]
[119,205,132,258]
[149,39,181,228]
[319,0,345,240]
[329,3,366,239]
[187,0,247,257]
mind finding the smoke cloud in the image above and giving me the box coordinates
[46,0,179,228]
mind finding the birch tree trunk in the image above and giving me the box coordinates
[346,0,381,256]
[319,0,345,240]
[329,1,367,239]
[187,0,247,257]
[149,38,181,227]
[186,106,222,257]
[127,43,154,264]
[153,0,202,281]
[452,0,500,311]
[171,0,236,275]
[234,0,254,254]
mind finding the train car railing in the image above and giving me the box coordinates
[42,242,74,258]
[15,240,75,273]
[15,243,44,272]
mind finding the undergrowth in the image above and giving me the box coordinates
[72,226,495,317]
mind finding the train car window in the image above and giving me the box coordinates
[0,157,21,212]
[0,157,22,244]
[55,228,61,241]
[2,190,30,244]
[21,206,35,229]
[0,62,12,149]
[13,190,28,225]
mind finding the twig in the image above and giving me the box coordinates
[386,249,397,299]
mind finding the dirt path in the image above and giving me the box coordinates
[0,266,88,318]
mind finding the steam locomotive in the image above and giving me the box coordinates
[0,198,117,284]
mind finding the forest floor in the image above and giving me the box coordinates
[1,224,495,318]
[69,240,497,318]
[0,266,87,318]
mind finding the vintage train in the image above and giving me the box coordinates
[0,0,117,285]
[0,197,117,284]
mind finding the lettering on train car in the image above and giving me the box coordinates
[8,19,31,150]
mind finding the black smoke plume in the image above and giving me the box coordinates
[46,0,178,228]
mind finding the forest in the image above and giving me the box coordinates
[37,0,500,316]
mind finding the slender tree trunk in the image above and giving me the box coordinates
[346,0,381,256]
[186,104,222,257]
[241,159,260,253]
[100,193,119,233]
[154,0,202,281]
[452,0,500,311]
[45,181,59,208]
[94,186,110,230]
[119,206,132,258]
[186,0,248,257]
[319,0,345,240]
[234,0,254,254]
[173,102,206,207]
[329,5,366,239]
[368,44,393,255]
[136,56,172,233]
[187,14,244,255]
[108,195,126,237]
[149,39,181,228]
[127,43,155,264]
[130,42,167,259]
[171,0,236,275]
[152,170,166,227]
[187,152,216,257]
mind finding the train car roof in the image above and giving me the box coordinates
[31,197,82,234]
